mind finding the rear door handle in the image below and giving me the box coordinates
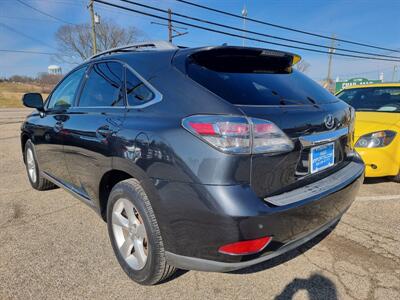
[96,125,113,138]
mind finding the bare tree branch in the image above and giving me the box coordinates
[55,19,144,64]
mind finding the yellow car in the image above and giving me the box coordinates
[336,83,400,182]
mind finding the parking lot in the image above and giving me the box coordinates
[0,108,399,300]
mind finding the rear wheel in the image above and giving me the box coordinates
[107,178,175,285]
[24,140,56,190]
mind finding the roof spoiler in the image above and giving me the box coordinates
[188,46,301,73]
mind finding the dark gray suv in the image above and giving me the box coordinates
[21,41,364,285]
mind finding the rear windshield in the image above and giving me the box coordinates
[187,58,338,106]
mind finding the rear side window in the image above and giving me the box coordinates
[187,51,338,106]
[125,68,154,106]
[79,62,124,107]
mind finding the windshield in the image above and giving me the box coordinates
[337,87,400,112]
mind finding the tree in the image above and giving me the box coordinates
[8,75,34,83]
[36,72,63,85]
[55,19,143,64]
[296,60,311,73]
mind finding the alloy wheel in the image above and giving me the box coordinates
[112,198,148,270]
[26,148,37,183]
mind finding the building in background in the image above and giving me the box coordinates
[48,65,62,75]
[335,77,383,93]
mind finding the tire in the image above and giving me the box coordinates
[107,178,176,285]
[24,140,56,191]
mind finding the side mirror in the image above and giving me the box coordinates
[22,93,44,111]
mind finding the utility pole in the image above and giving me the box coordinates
[168,9,172,43]
[241,4,248,46]
[89,0,97,55]
[326,34,336,90]
[392,65,398,82]
[151,9,188,43]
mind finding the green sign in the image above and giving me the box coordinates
[335,77,382,92]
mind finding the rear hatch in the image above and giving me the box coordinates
[178,46,354,198]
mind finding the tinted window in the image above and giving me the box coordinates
[47,67,86,110]
[126,68,154,105]
[79,62,124,107]
[337,87,400,112]
[187,63,338,106]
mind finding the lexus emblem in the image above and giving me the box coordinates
[324,114,335,129]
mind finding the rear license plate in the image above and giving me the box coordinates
[310,142,335,174]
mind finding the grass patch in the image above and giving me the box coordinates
[0,82,49,108]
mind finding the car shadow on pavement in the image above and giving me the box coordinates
[363,177,391,184]
[232,226,339,299]
[274,273,338,300]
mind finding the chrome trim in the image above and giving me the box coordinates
[124,64,163,109]
[299,127,349,147]
[73,106,126,109]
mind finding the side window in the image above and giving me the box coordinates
[126,68,154,106]
[47,67,86,110]
[78,62,124,107]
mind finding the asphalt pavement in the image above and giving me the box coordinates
[0,108,399,300]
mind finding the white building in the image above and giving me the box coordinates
[48,65,62,75]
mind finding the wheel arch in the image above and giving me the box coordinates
[20,132,30,163]
[98,157,159,222]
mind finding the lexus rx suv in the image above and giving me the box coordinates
[21,42,364,285]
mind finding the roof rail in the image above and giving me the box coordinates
[88,40,178,60]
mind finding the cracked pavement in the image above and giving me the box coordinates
[0,109,399,299]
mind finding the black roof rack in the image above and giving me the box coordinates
[87,40,178,61]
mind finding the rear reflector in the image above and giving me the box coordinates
[188,122,216,135]
[218,236,272,255]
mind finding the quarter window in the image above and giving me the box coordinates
[79,62,124,107]
[47,67,86,110]
[125,68,154,106]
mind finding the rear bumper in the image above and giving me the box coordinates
[152,156,364,271]
[165,214,341,272]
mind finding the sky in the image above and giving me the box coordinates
[0,0,400,82]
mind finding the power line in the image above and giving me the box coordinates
[0,49,56,55]
[15,0,75,25]
[339,66,393,78]
[0,22,57,50]
[119,0,400,60]
[176,0,400,54]
[93,0,400,63]
[0,16,60,22]
[151,21,187,31]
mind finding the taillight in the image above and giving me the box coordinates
[183,115,251,153]
[218,236,272,255]
[251,118,294,154]
[182,115,293,154]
